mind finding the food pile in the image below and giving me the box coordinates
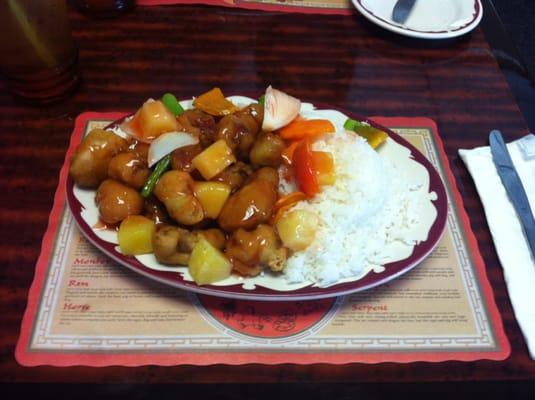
[69,87,389,285]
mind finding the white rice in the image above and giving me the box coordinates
[281,130,422,287]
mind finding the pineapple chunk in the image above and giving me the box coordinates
[188,237,232,285]
[193,181,231,219]
[192,139,236,180]
[276,210,319,251]
[118,215,156,255]
[311,151,335,186]
[317,172,336,186]
[137,99,179,140]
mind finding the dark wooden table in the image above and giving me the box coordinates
[2,0,535,396]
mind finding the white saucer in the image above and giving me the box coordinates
[352,0,483,40]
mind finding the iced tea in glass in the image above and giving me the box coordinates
[0,0,80,104]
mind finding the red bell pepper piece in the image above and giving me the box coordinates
[292,139,319,197]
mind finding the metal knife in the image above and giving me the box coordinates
[392,0,416,24]
[489,130,535,258]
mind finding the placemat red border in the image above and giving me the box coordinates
[137,0,352,16]
[15,113,510,366]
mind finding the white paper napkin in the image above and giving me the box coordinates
[459,134,535,359]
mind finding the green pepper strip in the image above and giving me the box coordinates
[162,93,185,116]
[258,95,265,105]
[140,154,172,198]
[343,118,359,131]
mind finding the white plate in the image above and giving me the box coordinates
[67,97,448,301]
[352,0,483,40]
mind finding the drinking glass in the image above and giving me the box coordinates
[0,0,80,104]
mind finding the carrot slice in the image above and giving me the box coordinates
[278,119,335,140]
[271,192,307,224]
[271,204,293,224]
[274,191,307,211]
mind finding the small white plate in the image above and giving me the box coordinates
[352,0,483,40]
